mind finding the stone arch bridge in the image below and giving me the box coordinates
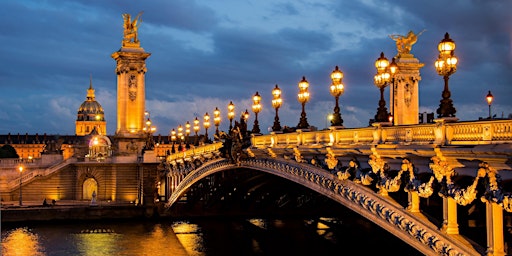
[160,120,512,256]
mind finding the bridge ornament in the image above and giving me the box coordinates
[242,158,481,255]
[402,159,434,198]
[293,147,305,163]
[479,162,512,212]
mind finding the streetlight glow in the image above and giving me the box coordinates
[272,84,282,132]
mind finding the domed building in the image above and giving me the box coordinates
[76,78,106,136]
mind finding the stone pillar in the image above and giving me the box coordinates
[486,202,505,256]
[442,196,459,234]
[112,48,151,137]
[392,53,424,125]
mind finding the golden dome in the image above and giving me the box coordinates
[77,80,105,122]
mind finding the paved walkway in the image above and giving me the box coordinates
[0,200,136,209]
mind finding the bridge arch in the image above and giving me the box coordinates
[165,157,483,256]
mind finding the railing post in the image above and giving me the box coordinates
[486,202,505,256]
[434,119,446,145]
[442,196,459,234]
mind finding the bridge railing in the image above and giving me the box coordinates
[254,119,512,147]
[165,142,223,162]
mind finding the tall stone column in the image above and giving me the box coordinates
[391,54,424,125]
[388,30,425,125]
[111,13,151,155]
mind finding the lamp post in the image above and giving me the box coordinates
[242,109,250,135]
[252,92,261,134]
[143,112,156,149]
[228,101,235,131]
[272,84,282,132]
[193,117,200,146]
[213,107,221,139]
[297,76,310,129]
[170,128,176,153]
[177,124,183,143]
[185,121,191,148]
[434,32,458,118]
[486,90,494,119]
[204,112,210,143]
[373,52,397,123]
[18,166,23,206]
[329,66,345,127]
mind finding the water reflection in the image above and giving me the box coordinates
[1,216,423,255]
[172,221,205,256]
[2,227,44,256]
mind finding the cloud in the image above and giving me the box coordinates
[0,0,511,135]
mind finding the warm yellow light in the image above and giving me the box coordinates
[228,101,235,121]
[18,166,23,173]
[375,52,389,72]
[298,76,309,91]
[185,121,191,135]
[389,57,398,75]
[243,109,250,120]
[252,92,262,114]
[193,117,200,133]
[272,84,282,109]
[213,107,221,126]
[438,33,456,53]
[204,112,210,129]
[486,91,493,105]
[330,66,343,83]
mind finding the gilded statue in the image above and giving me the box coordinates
[389,29,425,56]
[122,12,143,46]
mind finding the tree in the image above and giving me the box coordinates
[0,145,19,158]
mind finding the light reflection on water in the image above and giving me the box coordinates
[1,222,189,256]
[1,227,45,256]
[1,216,423,255]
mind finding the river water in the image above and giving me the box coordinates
[1,214,422,256]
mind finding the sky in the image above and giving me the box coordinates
[1,0,511,136]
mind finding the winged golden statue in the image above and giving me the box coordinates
[389,29,425,56]
[122,12,143,46]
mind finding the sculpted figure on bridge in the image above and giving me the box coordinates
[389,29,425,56]
[122,12,143,46]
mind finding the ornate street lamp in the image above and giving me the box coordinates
[18,166,23,206]
[271,84,282,132]
[177,124,183,142]
[213,107,221,138]
[228,101,235,131]
[373,52,397,123]
[297,76,310,129]
[252,92,261,134]
[203,112,210,143]
[193,117,200,146]
[434,32,458,118]
[242,109,250,133]
[170,128,176,153]
[142,112,156,149]
[486,91,494,119]
[185,121,191,148]
[329,66,345,127]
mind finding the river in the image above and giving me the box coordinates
[1,214,422,256]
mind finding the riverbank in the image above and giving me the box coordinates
[1,200,151,223]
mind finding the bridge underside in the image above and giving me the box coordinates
[163,157,494,255]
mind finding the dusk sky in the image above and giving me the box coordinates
[1,0,511,136]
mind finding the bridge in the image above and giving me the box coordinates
[160,119,512,256]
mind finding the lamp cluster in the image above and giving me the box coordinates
[434,33,458,118]
[373,52,398,123]
[163,32,493,148]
